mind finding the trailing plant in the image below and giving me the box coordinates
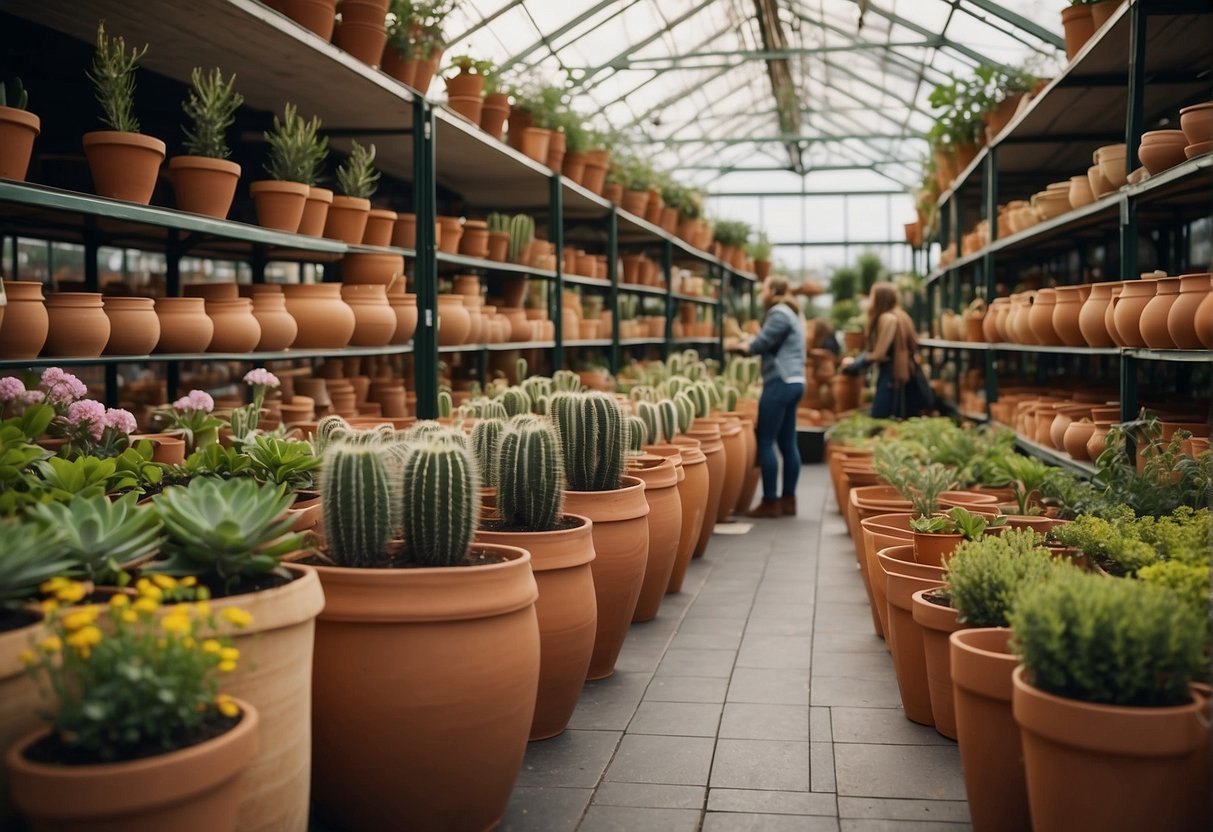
[945,529,1062,627]
[87,22,147,133]
[550,391,628,492]
[496,415,565,532]
[263,102,328,185]
[29,493,164,585]
[336,140,380,199]
[321,443,395,568]
[400,436,479,566]
[181,66,243,158]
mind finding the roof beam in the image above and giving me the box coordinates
[447,0,530,48]
[600,21,738,119]
[752,0,803,173]
[657,133,923,145]
[839,2,1010,73]
[606,40,942,68]
[707,189,904,197]
[959,0,1065,49]
[500,0,638,73]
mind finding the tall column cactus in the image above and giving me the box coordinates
[500,387,531,417]
[636,400,660,444]
[550,391,628,492]
[401,437,479,566]
[497,415,565,531]
[321,444,393,567]
[673,392,694,433]
[472,419,505,488]
[626,415,647,452]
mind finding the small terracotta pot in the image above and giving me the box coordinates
[154,297,213,353]
[436,216,463,253]
[0,105,40,181]
[298,186,333,237]
[341,252,405,286]
[460,220,490,259]
[911,531,964,568]
[1167,272,1212,349]
[103,296,160,355]
[324,195,371,243]
[1198,277,1213,348]
[392,212,417,250]
[169,156,241,218]
[0,280,49,359]
[206,298,261,352]
[389,293,417,344]
[283,0,339,40]
[341,283,396,347]
[362,208,398,247]
[250,180,309,232]
[546,129,567,173]
[283,284,356,348]
[43,292,110,357]
[380,45,414,86]
[628,455,682,622]
[333,17,387,66]
[480,93,510,141]
[911,590,967,739]
[1061,5,1095,59]
[487,231,509,262]
[519,127,551,164]
[447,94,483,124]
[82,130,165,205]
[250,291,298,351]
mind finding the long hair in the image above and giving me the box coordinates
[764,276,801,314]
[865,282,900,348]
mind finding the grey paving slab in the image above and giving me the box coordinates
[576,805,702,832]
[726,667,811,705]
[602,734,716,786]
[501,787,592,832]
[626,700,723,737]
[811,742,837,793]
[831,707,954,746]
[683,601,754,620]
[668,629,744,651]
[748,601,817,622]
[837,796,971,823]
[813,631,888,654]
[643,675,730,704]
[567,672,650,732]
[834,744,966,801]
[718,702,810,741]
[709,739,811,791]
[812,650,896,681]
[590,783,706,810]
[702,812,841,831]
[653,646,737,678]
[815,602,884,633]
[611,645,667,675]
[707,788,837,816]
[674,616,748,638]
[839,820,972,832]
[743,616,815,636]
[810,675,906,709]
[516,730,622,788]
[736,634,814,669]
[810,706,833,742]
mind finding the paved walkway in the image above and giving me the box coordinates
[501,462,972,831]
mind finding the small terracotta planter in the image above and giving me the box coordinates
[333,6,388,66]
[250,180,309,233]
[628,454,682,622]
[911,531,964,567]
[298,186,333,237]
[562,151,587,184]
[460,219,490,258]
[1180,102,1213,146]
[480,93,510,140]
[130,432,187,464]
[0,280,49,359]
[0,105,40,181]
[621,189,648,216]
[447,95,483,124]
[546,130,567,173]
[910,590,967,739]
[392,212,418,249]
[154,297,214,353]
[168,156,241,218]
[283,0,339,40]
[487,231,509,262]
[43,292,110,357]
[82,130,166,205]
[324,195,371,243]
[362,208,398,247]
[206,298,262,353]
[519,127,552,164]
[436,215,463,253]
[103,296,160,355]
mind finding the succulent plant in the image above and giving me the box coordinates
[243,434,323,492]
[336,140,380,199]
[321,443,394,568]
[471,419,505,488]
[401,439,479,566]
[497,415,565,531]
[0,522,73,604]
[88,22,147,133]
[550,391,628,492]
[181,66,243,159]
[30,492,164,585]
[0,78,29,111]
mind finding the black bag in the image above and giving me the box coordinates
[890,360,936,419]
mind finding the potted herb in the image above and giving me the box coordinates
[750,232,773,279]
[0,78,39,182]
[383,0,451,94]
[251,103,328,234]
[443,55,493,124]
[82,22,165,205]
[909,504,1003,567]
[990,453,1055,531]
[169,67,244,219]
[323,140,379,243]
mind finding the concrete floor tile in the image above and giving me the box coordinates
[813,632,888,654]
[603,734,715,786]
[707,788,837,816]
[626,700,723,737]
[654,647,737,678]
[837,796,971,823]
[517,730,622,788]
[811,742,836,792]
[810,706,833,742]
[669,630,744,651]
[591,782,705,810]
[736,634,813,669]
[703,813,840,832]
[710,739,810,791]
[567,672,649,732]
[718,703,810,741]
[748,602,816,622]
[834,744,966,801]
[644,675,730,704]
[576,805,702,832]
[611,646,666,675]
[815,602,882,633]
[500,787,592,832]
[812,650,896,681]
[830,707,953,746]
[839,820,971,832]
[745,618,815,637]
[727,667,811,705]
[684,602,754,620]
[675,617,748,638]
[810,676,906,709]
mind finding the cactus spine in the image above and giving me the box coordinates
[497,415,564,531]
[322,444,393,567]
[472,419,505,488]
[401,439,479,566]
[550,391,627,492]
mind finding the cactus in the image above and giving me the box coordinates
[723,386,739,412]
[0,78,29,111]
[312,415,354,454]
[552,369,582,393]
[668,353,684,375]
[487,212,511,234]
[516,357,528,382]
[437,389,453,418]
[469,380,482,398]
[657,399,679,440]
[497,415,565,531]
[533,394,550,415]
[472,419,505,488]
[401,439,479,566]
[405,420,448,442]
[500,386,531,417]
[507,214,534,263]
[674,392,694,433]
[322,444,394,567]
[550,391,628,492]
[626,415,647,451]
[637,400,659,445]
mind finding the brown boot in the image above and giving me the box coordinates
[746,499,783,519]
[778,496,797,517]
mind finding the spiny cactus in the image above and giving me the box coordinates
[550,391,628,492]
[405,420,448,442]
[674,392,694,433]
[437,389,453,418]
[500,386,531,417]
[401,439,479,566]
[659,399,680,441]
[668,353,684,375]
[626,415,648,451]
[322,444,393,567]
[472,419,505,488]
[637,400,659,446]
[312,415,355,454]
[516,357,528,382]
[684,384,709,419]
[497,415,565,531]
[508,214,534,263]
[723,386,739,412]
[533,394,550,415]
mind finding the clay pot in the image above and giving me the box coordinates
[912,532,964,568]
[1078,282,1118,347]
[250,291,298,351]
[1051,285,1090,347]
[878,545,945,724]
[332,3,388,65]
[629,455,682,622]
[950,628,1031,832]
[562,150,587,184]
[206,298,261,353]
[583,149,610,194]
[0,281,49,358]
[831,374,863,411]
[1140,276,1181,349]
[486,231,509,262]
[283,284,355,348]
[1086,420,1116,460]
[687,419,726,558]
[1049,405,1089,450]
[250,180,309,232]
[859,514,915,638]
[324,195,371,243]
[341,252,405,285]
[436,216,463,253]
[389,293,418,344]
[0,615,46,826]
[1198,278,1213,349]
[361,208,397,247]
[1067,175,1094,209]
[154,297,213,352]
[298,186,333,237]
[1139,130,1188,175]
[1063,419,1097,460]
[546,130,567,173]
[1088,164,1114,198]
[1028,288,1062,346]
[662,439,708,592]
[169,156,241,218]
[283,0,338,39]
[501,308,530,342]
[460,220,490,259]
[309,546,540,832]
[714,416,746,523]
[103,296,160,355]
[437,293,471,345]
[1180,101,1213,146]
[43,292,110,357]
[82,131,165,205]
[1095,144,1128,189]
[1060,4,1095,59]
[184,282,240,301]
[390,212,417,249]
[983,297,1008,342]
[1167,273,1212,349]
[480,93,510,141]
[519,127,552,164]
[621,190,649,216]
[1112,277,1158,348]
[911,590,966,739]
[341,284,396,347]
[0,105,39,182]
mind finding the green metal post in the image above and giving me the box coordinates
[608,207,620,374]
[662,240,673,361]
[413,98,439,420]
[550,174,565,371]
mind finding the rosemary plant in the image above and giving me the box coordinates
[263,102,328,185]
[181,67,243,158]
[336,141,381,199]
[87,22,147,133]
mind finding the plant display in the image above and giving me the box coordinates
[712,220,751,249]
[181,66,243,158]
[1091,417,1212,517]
[471,418,504,488]
[321,442,395,568]
[495,415,565,531]
[550,391,628,492]
[263,102,328,185]
[335,140,380,199]
[18,579,250,763]
[159,388,224,452]
[87,22,147,133]
[1050,506,1211,577]
[242,434,322,492]
[991,453,1056,515]
[945,529,1060,626]
[28,493,164,585]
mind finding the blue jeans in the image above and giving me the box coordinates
[756,377,804,501]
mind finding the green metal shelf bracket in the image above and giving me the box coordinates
[412,97,439,420]
[608,206,620,374]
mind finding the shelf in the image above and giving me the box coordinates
[1124,347,1213,362]
[561,179,613,221]
[1014,435,1097,478]
[672,337,720,345]
[563,274,613,290]
[0,343,414,370]
[485,341,554,351]
[672,293,719,305]
[922,338,1209,361]
[563,339,612,348]
[991,342,1121,356]
[618,283,669,297]
[620,338,665,346]
[435,252,556,279]
[919,338,989,351]
[432,107,552,211]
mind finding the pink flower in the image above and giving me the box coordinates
[173,389,215,413]
[40,368,87,405]
[0,377,26,403]
[22,390,45,406]
[243,368,280,388]
[66,400,107,441]
[103,408,137,436]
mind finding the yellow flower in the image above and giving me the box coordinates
[66,626,102,654]
[201,639,222,654]
[39,636,62,654]
[132,597,159,614]
[62,608,99,632]
[183,637,196,649]
[55,583,87,603]
[40,577,70,593]
[108,594,130,608]
[39,599,59,615]
[220,647,240,662]
[196,586,211,601]
[135,578,163,600]
[219,607,253,629]
[215,694,239,718]
[194,600,211,617]
[161,615,191,635]
[18,649,36,666]
[180,576,198,587]
[121,610,138,624]
[169,603,191,617]
[151,574,178,590]
[217,660,237,673]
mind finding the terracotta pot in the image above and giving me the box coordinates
[1090,0,1122,29]
[154,297,213,352]
[911,590,966,739]
[283,284,355,348]
[324,195,371,243]
[101,296,159,355]
[460,220,490,259]
[878,545,945,725]
[1166,273,1211,349]
[1112,277,1157,348]
[476,518,596,741]
[436,215,463,253]
[1078,282,1118,347]
[660,439,707,593]
[621,189,649,216]
[431,293,469,345]
[184,282,240,301]
[341,252,405,286]
[1012,666,1207,832]
[860,513,916,639]
[130,432,187,465]
[43,292,110,357]
[413,47,443,96]
[1086,420,1115,461]
[1180,101,1213,146]
[714,416,746,523]
[283,0,338,39]
[912,531,964,568]
[82,130,165,205]
[169,156,241,219]
[333,15,387,66]
[341,284,396,347]
[644,188,663,225]
[447,94,482,124]
[250,180,309,232]
[1088,164,1114,198]
[1027,288,1062,346]
[1140,276,1181,349]
[603,182,623,204]
[1139,132,1188,175]
[1060,4,1095,60]
[686,419,726,558]
[0,615,45,826]
[950,628,1030,832]
[982,298,1006,342]
[390,293,417,344]
[831,374,863,411]
[248,292,297,351]
[1062,419,1096,460]
[310,546,539,832]
[296,186,333,237]
[484,230,509,262]
[0,105,39,181]
[480,93,510,140]
[360,208,397,247]
[0,280,48,358]
[562,150,587,184]
[7,699,258,832]
[545,129,567,173]
[1095,143,1128,189]
[519,127,552,164]
[628,455,682,622]
[562,477,650,680]
[206,298,261,353]
[380,45,415,86]
[1198,278,1213,348]
[1051,285,1090,347]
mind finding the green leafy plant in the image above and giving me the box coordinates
[445,55,493,78]
[87,21,147,133]
[945,529,1062,626]
[29,493,164,586]
[263,102,328,185]
[909,515,954,534]
[991,453,1056,515]
[336,140,380,199]
[747,232,772,261]
[0,77,29,110]
[181,67,243,158]
[0,522,73,605]
[885,462,960,519]
[243,435,322,492]
[35,455,136,502]
[176,444,253,480]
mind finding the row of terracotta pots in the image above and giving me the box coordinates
[621,254,665,287]
[565,248,609,280]
[1060,0,1123,60]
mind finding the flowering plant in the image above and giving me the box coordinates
[59,401,138,458]
[160,389,223,453]
[0,371,135,457]
[227,368,280,443]
[20,577,252,763]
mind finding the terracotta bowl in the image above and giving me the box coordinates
[1139,129,1187,146]
[1179,101,1213,145]
[1139,141,1188,175]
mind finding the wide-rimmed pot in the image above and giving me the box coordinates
[665,438,709,593]
[1166,272,1212,349]
[250,180,309,232]
[361,208,397,247]
[519,127,552,164]
[169,155,241,218]
[310,545,539,832]
[0,105,39,181]
[911,589,967,738]
[912,531,965,568]
[877,544,944,725]
[82,130,165,204]
[629,454,682,622]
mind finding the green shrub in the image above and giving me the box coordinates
[1137,560,1210,615]
[945,529,1060,627]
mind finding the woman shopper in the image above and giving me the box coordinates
[842,281,934,418]
[735,276,806,519]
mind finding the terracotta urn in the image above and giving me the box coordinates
[205,298,261,352]
[1051,285,1091,347]
[1063,419,1097,460]
[1166,273,1211,349]
[1198,278,1213,349]
[1027,288,1062,346]
[986,297,1009,342]
[341,284,396,347]
[1050,405,1090,450]
[283,284,356,348]
[463,296,484,344]
[1139,276,1181,349]
[1112,276,1160,348]
[43,293,110,357]
[1086,420,1116,460]
[1088,164,1114,198]
[1009,293,1037,344]
[250,291,298,351]
[299,186,333,237]
[0,280,49,359]
[103,296,160,355]
[154,297,213,353]
[1078,282,1118,347]
[389,293,417,345]
[436,293,471,345]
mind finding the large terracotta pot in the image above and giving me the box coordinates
[1051,285,1090,347]
[103,296,160,355]
[154,297,213,352]
[250,180,309,232]
[437,293,471,345]
[206,298,261,353]
[1078,281,1118,347]
[43,292,110,357]
[0,616,44,826]
[629,454,682,622]
[82,130,165,204]
[298,186,333,237]
[950,628,1030,832]
[1012,666,1207,832]
[0,281,47,359]
[341,284,396,347]
[859,513,916,640]
[848,485,910,550]
[310,546,539,832]
[250,291,298,351]
[664,439,708,593]
[687,419,726,558]
[714,415,746,522]
[827,444,873,515]
[732,415,757,514]
[283,284,355,348]
[911,590,967,739]
[476,517,597,741]
[831,374,863,411]
[1060,4,1095,59]
[1112,277,1158,348]
[563,477,650,680]
[1139,276,1181,349]
[1027,288,1062,346]
[389,293,417,345]
[1168,273,1212,349]
[1198,277,1213,348]
[1063,419,1097,460]
[324,195,371,243]
[169,156,241,218]
[0,105,39,181]
[877,544,945,725]
[7,699,258,832]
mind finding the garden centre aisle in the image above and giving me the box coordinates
[499,463,970,832]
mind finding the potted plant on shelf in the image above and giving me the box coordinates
[443,55,493,124]
[1060,0,1097,60]
[0,78,39,182]
[251,103,329,233]
[749,232,773,279]
[82,22,165,205]
[480,70,510,140]
[283,0,340,41]
[169,67,244,219]
[324,140,379,243]
[382,0,450,94]
[333,0,390,67]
